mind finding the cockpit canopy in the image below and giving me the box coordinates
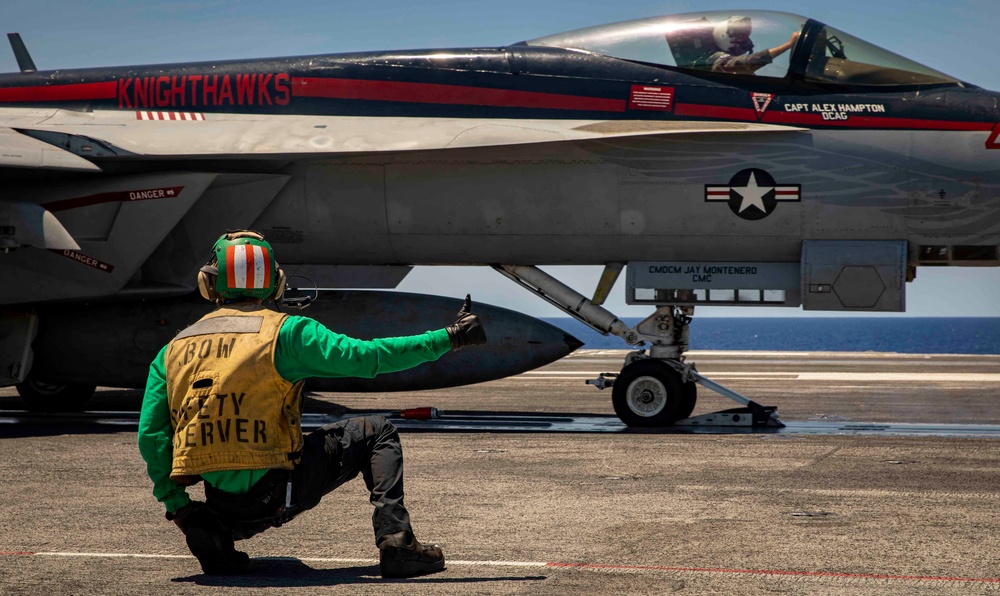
[527,11,959,86]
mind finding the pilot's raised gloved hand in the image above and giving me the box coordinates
[446,294,487,350]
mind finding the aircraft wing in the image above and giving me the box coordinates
[0,107,807,160]
[0,107,804,307]
[0,110,298,304]
[0,126,101,171]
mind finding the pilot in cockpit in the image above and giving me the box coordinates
[702,16,799,75]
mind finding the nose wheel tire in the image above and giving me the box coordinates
[612,359,684,427]
[676,381,698,421]
[15,378,96,412]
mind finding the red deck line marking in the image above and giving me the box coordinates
[292,76,626,112]
[544,562,1000,583]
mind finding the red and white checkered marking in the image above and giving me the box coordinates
[135,111,205,121]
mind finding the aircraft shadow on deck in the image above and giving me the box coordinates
[0,391,350,439]
[172,557,546,587]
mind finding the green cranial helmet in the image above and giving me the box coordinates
[199,230,285,302]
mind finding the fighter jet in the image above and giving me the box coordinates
[1,11,997,426]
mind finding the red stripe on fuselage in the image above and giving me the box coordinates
[0,81,117,103]
[291,77,626,112]
[0,76,990,135]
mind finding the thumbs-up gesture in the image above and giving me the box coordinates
[446,294,488,350]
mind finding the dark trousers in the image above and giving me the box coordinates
[205,415,412,544]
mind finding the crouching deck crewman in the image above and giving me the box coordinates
[137,230,487,576]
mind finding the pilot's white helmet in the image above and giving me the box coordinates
[713,16,754,55]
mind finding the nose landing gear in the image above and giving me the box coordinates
[605,352,779,427]
[496,264,782,428]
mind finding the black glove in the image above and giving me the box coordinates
[166,500,210,535]
[446,294,487,350]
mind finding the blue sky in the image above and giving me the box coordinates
[1,0,998,317]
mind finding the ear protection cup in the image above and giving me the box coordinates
[197,265,220,302]
[271,266,286,301]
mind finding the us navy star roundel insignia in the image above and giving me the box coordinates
[705,168,801,220]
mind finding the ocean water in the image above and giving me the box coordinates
[543,318,1000,354]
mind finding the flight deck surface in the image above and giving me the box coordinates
[1,350,999,594]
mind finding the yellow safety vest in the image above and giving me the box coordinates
[165,303,304,482]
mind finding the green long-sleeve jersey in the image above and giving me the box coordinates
[138,314,452,513]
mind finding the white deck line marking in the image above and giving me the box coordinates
[797,373,1000,382]
[519,372,798,377]
[571,350,999,358]
[36,552,191,559]
[516,372,797,377]
[518,372,1000,382]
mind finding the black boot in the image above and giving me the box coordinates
[378,531,445,578]
[184,510,252,575]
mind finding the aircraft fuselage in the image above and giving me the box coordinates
[1,44,997,273]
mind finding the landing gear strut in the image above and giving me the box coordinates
[495,265,782,428]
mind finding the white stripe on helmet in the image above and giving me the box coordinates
[252,245,266,288]
[233,245,248,288]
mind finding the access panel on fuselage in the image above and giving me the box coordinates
[261,162,398,265]
[382,143,620,263]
